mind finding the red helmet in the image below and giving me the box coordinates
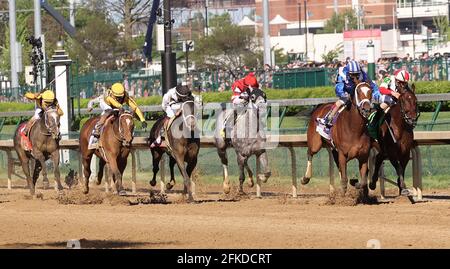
[244,74,259,88]
[394,70,410,82]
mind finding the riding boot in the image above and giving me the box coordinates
[319,105,339,127]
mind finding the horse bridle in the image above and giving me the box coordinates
[399,92,420,127]
[180,100,197,129]
[116,112,134,143]
[43,109,60,137]
[354,82,372,117]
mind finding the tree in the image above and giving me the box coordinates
[321,43,344,64]
[433,16,450,43]
[190,13,261,71]
[106,0,152,56]
[320,9,358,33]
[68,6,122,71]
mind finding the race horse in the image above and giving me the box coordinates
[214,87,271,196]
[13,108,63,196]
[369,84,420,196]
[302,82,373,198]
[148,96,200,202]
[79,109,134,195]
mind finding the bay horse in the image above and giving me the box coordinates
[369,84,420,196]
[148,96,200,202]
[13,108,63,196]
[79,109,134,195]
[302,82,373,198]
[214,88,271,196]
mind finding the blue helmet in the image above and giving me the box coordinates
[346,60,361,74]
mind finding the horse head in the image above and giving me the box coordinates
[249,87,267,109]
[118,109,135,147]
[354,82,373,119]
[399,84,420,127]
[179,95,197,131]
[44,108,61,140]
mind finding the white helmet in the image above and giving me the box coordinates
[394,70,410,82]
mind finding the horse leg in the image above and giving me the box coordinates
[245,162,254,187]
[337,152,348,196]
[236,153,246,195]
[31,159,42,197]
[96,158,106,185]
[18,154,33,195]
[369,153,385,191]
[257,151,271,183]
[166,156,176,190]
[390,158,409,196]
[82,155,92,194]
[301,151,314,185]
[302,128,322,185]
[149,148,162,187]
[33,152,46,191]
[399,157,410,196]
[357,159,369,200]
[41,159,50,190]
[217,146,231,194]
[186,157,198,197]
[174,156,194,202]
[109,161,125,196]
[50,150,63,193]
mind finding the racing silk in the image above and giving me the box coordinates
[161,87,182,118]
[103,90,145,122]
[379,75,398,96]
[24,92,64,116]
[231,78,248,104]
[335,66,380,101]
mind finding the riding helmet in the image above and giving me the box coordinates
[111,83,125,97]
[41,90,55,104]
[394,70,410,82]
[346,60,361,74]
[175,84,191,97]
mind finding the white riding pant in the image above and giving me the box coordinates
[165,103,181,118]
[33,108,43,119]
[99,99,112,115]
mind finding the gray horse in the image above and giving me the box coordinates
[214,88,271,197]
[13,108,63,196]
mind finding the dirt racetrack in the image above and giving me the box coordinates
[1,179,450,249]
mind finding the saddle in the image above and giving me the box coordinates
[88,114,116,150]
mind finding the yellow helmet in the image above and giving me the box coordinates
[111,83,125,97]
[41,90,55,103]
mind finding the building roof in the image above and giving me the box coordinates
[238,16,257,26]
[270,14,289,25]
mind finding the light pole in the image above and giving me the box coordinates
[411,0,416,59]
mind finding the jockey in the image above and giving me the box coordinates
[231,72,259,106]
[318,60,380,127]
[153,84,193,146]
[92,82,146,138]
[24,89,63,133]
[378,69,409,114]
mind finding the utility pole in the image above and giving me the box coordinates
[411,0,416,59]
[304,0,308,61]
[161,0,176,94]
[263,0,270,66]
[298,2,302,35]
[204,0,208,36]
[69,0,75,27]
[9,0,19,99]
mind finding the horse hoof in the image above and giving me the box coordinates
[247,179,254,188]
[369,182,377,190]
[118,190,127,196]
[166,181,175,190]
[349,179,359,187]
[401,189,411,196]
[83,188,89,194]
[301,177,310,185]
[43,182,50,190]
[149,180,156,187]
[223,184,231,194]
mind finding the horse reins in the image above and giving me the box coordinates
[114,112,134,143]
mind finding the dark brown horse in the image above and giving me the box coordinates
[302,82,373,198]
[369,84,420,196]
[148,97,200,202]
[79,109,134,195]
[13,108,63,196]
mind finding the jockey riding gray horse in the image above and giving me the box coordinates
[214,87,271,197]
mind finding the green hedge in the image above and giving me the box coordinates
[1,81,449,113]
